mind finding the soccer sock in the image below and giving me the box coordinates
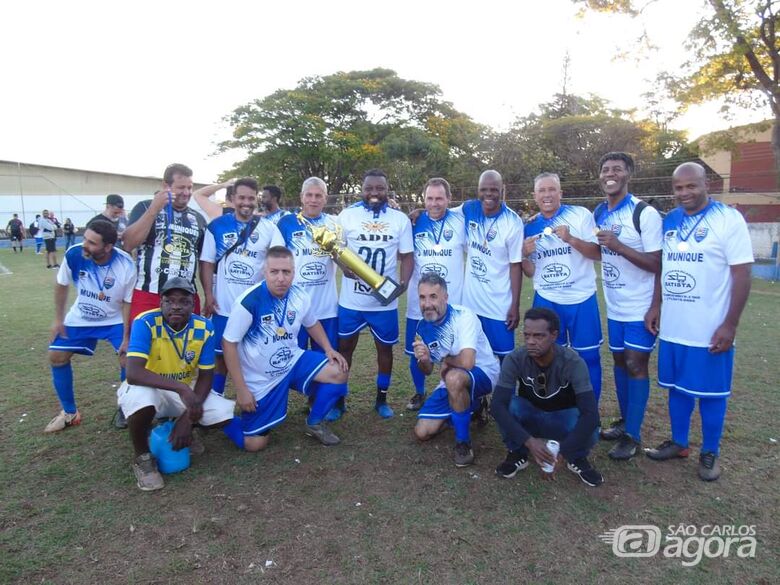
[624,377,650,442]
[579,349,602,402]
[308,383,349,425]
[222,416,245,450]
[613,365,629,419]
[699,397,728,455]
[451,409,472,444]
[409,357,426,395]
[212,372,227,396]
[669,389,695,448]
[376,373,391,404]
[51,363,76,413]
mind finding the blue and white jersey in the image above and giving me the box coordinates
[277,213,339,320]
[594,194,663,321]
[264,209,291,225]
[200,215,284,317]
[407,209,467,320]
[659,200,753,347]
[416,304,500,386]
[461,200,524,320]
[223,282,318,400]
[336,202,414,312]
[524,205,598,304]
[56,245,136,327]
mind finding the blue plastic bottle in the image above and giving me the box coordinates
[149,420,191,474]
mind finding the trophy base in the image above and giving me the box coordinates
[372,277,404,306]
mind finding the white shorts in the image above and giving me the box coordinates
[116,381,235,426]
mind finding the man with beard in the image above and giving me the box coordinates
[44,220,136,432]
[200,177,284,395]
[87,194,127,244]
[261,185,291,225]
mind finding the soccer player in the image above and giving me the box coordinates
[39,210,61,269]
[192,179,237,220]
[261,185,291,224]
[221,247,350,450]
[200,177,284,395]
[461,170,524,358]
[404,178,467,411]
[491,308,603,487]
[335,169,414,419]
[644,162,753,481]
[523,172,603,402]
[277,177,339,352]
[593,152,663,461]
[412,274,499,467]
[123,163,207,322]
[44,220,136,432]
[118,277,235,491]
[32,214,44,254]
[6,213,25,252]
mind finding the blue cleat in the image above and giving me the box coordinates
[324,405,345,422]
[375,402,394,419]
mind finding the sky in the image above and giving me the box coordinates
[1,0,767,184]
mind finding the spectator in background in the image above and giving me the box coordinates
[88,194,126,246]
[39,210,61,268]
[63,218,76,249]
[31,214,43,254]
[7,213,25,252]
[261,185,290,224]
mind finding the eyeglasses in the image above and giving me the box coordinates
[533,372,548,398]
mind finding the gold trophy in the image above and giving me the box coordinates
[296,212,403,306]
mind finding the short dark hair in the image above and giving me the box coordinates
[524,307,560,334]
[262,185,283,201]
[598,152,635,175]
[163,163,193,185]
[234,177,259,194]
[266,245,293,261]
[86,219,118,246]
[419,272,448,291]
[423,177,452,199]
[363,169,388,182]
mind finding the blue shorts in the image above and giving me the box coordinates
[608,319,656,353]
[337,306,399,345]
[297,317,338,353]
[658,340,734,398]
[478,315,515,356]
[404,318,421,356]
[241,350,329,436]
[49,324,124,355]
[418,367,493,419]
[212,314,228,355]
[532,293,602,352]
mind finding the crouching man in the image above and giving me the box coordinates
[412,273,499,467]
[490,308,603,486]
[221,246,349,451]
[118,277,235,491]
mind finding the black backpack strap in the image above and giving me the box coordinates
[217,217,260,265]
[632,200,648,235]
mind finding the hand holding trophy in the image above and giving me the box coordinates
[296,213,403,306]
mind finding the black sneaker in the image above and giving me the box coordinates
[645,439,689,461]
[405,393,426,411]
[113,407,128,429]
[608,435,640,460]
[495,451,529,478]
[698,452,721,481]
[453,442,475,467]
[600,418,625,441]
[567,457,604,487]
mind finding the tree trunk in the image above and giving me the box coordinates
[773,114,780,190]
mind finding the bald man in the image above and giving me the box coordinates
[644,162,753,481]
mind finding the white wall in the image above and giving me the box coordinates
[748,223,780,259]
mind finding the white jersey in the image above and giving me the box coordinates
[223,282,317,400]
[264,209,291,225]
[659,201,753,347]
[277,213,339,320]
[594,194,663,321]
[200,215,284,317]
[461,200,524,320]
[337,202,414,312]
[407,209,467,320]
[416,304,500,387]
[57,244,136,327]
[524,205,598,304]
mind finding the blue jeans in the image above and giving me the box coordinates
[499,396,598,460]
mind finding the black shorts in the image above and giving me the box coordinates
[10,233,22,242]
[44,239,57,253]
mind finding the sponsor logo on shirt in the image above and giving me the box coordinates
[468,221,478,231]
[422,264,449,278]
[443,228,453,241]
[609,224,622,235]
[541,263,571,284]
[470,256,487,277]
[228,261,255,281]
[415,232,428,240]
[78,303,108,320]
[222,232,238,246]
[270,346,294,369]
[286,309,296,325]
[293,230,306,239]
[361,220,389,233]
[103,276,115,289]
[694,227,708,242]
[663,270,696,294]
[300,262,327,281]
[486,228,497,241]
[664,230,677,240]
[261,314,273,324]
[602,262,620,283]
[249,230,260,244]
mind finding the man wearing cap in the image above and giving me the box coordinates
[88,194,127,244]
[117,277,235,491]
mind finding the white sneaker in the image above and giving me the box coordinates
[133,453,164,491]
[43,410,82,433]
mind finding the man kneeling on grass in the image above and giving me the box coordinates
[412,273,499,467]
[118,277,235,491]
[490,308,603,487]
[221,246,349,451]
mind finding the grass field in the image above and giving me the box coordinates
[0,250,778,584]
